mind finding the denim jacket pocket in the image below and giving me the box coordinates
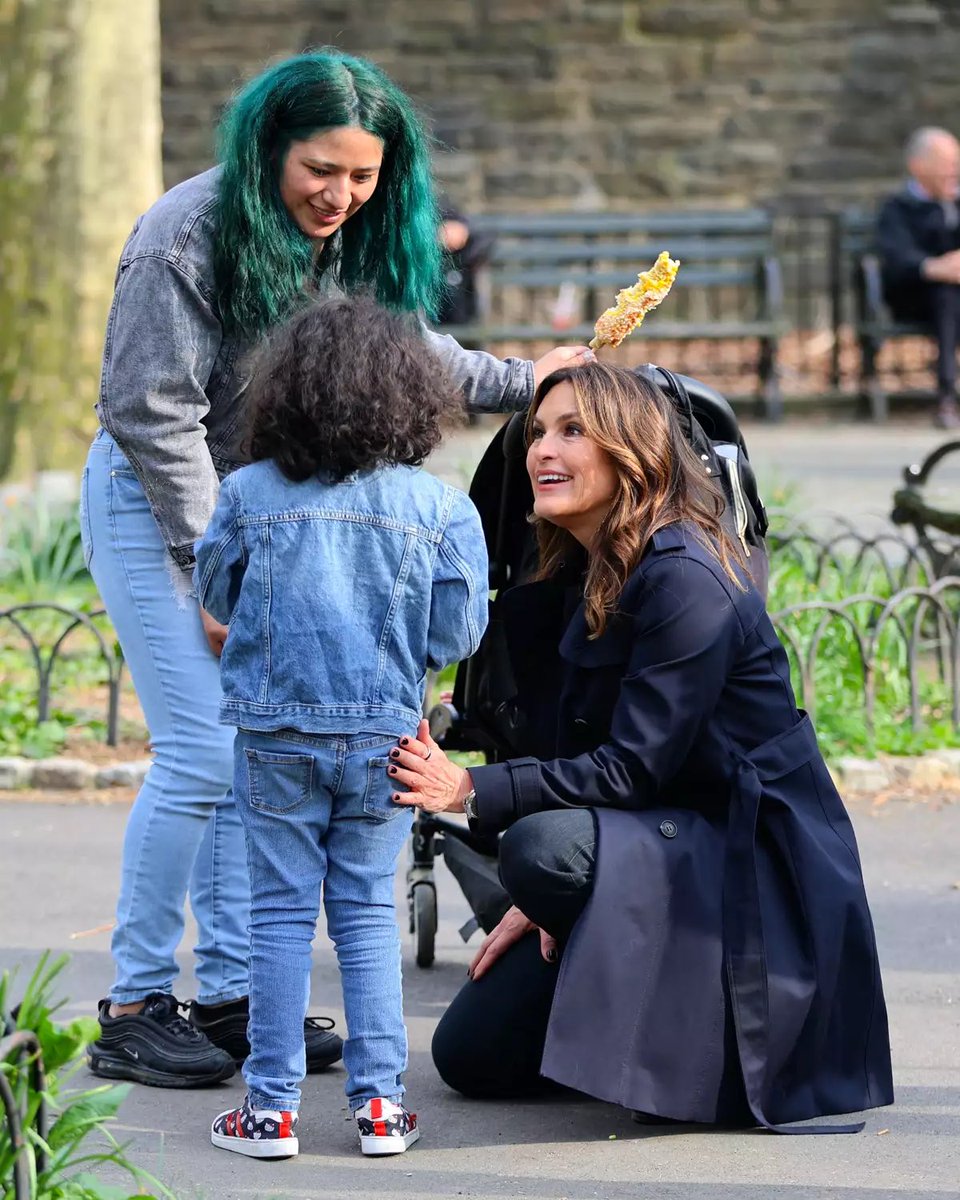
[244,748,314,814]
[364,756,408,822]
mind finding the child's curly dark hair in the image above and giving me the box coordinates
[245,295,464,482]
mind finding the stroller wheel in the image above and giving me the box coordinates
[412,882,437,969]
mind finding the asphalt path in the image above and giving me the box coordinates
[1,794,958,1200]
[3,415,960,1198]
[428,414,960,538]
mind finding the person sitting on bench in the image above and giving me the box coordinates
[878,126,960,428]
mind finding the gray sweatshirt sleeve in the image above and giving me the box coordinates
[423,329,534,414]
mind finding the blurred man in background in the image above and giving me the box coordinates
[878,127,960,427]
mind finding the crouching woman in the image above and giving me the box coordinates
[389,362,894,1132]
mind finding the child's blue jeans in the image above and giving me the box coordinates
[233,727,414,1112]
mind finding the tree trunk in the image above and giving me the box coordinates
[0,0,162,481]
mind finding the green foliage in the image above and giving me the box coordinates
[0,677,74,759]
[0,953,172,1200]
[768,538,960,760]
[0,499,95,604]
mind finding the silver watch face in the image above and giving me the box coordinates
[464,791,477,819]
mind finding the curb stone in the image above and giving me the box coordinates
[833,752,960,794]
[2,752,960,795]
[0,758,33,789]
[0,757,151,791]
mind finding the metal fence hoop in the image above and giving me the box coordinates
[0,603,121,744]
[0,1029,47,1200]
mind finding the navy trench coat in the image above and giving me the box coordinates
[469,524,894,1129]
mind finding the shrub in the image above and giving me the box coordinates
[0,953,172,1200]
[0,499,94,604]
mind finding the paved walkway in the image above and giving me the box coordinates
[1,794,958,1200]
[429,413,960,536]
[4,414,960,1197]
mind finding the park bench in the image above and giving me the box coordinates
[831,207,937,422]
[436,209,786,420]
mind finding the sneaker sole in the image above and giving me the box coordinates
[88,1049,235,1089]
[211,1131,299,1159]
[359,1127,421,1156]
[197,1032,343,1071]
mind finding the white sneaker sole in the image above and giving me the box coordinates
[359,1126,421,1156]
[211,1131,299,1158]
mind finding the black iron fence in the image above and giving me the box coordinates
[1,603,124,746]
[5,519,960,754]
[771,578,960,737]
[0,1028,46,1200]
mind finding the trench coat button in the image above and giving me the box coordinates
[659,819,678,838]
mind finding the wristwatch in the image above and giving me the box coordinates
[462,789,478,823]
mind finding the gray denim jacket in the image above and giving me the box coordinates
[96,167,534,569]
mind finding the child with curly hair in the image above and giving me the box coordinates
[195,295,488,1159]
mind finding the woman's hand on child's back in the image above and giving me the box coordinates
[387,718,472,813]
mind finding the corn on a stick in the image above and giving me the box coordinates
[589,251,680,350]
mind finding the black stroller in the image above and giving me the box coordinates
[407,365,770,967]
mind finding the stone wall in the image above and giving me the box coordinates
[160,0,960,212]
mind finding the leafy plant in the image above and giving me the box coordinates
[0,499,95,603]
[0,953,171,1199]
[0,681,75,759]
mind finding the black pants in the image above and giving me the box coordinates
[887,282,960,396]
[431,809,597,1099]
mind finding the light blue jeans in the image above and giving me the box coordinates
[234,728,413,1113]
[80,429,250,1005]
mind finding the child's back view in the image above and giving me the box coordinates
[195,297,488,1158]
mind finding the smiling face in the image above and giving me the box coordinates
[278,126,384,243]
[526,380,620,548]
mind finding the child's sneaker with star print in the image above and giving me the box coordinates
[354,1097,420,1155]
[211,1095,299,1159]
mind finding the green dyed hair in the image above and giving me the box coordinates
[214,49,442,337]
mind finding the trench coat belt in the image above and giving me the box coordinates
[723,718,865,1135]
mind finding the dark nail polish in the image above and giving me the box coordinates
[392,793,401,802]
[399,737,410,746]
[546,948,558,963]
[389,766,397,775]
[390,749,400,759]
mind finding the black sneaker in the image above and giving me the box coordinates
[189,996,343,1072]
[88,993,236,1088]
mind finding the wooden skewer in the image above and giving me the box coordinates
[69,921,116,940]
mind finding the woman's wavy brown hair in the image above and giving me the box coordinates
[526,362,744,638]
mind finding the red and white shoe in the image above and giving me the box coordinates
[354,1097,420,1155]
[211,1095,299,1159]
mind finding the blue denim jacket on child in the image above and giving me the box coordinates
[194,459,489,736]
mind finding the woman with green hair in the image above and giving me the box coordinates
[79,48,592,1091]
